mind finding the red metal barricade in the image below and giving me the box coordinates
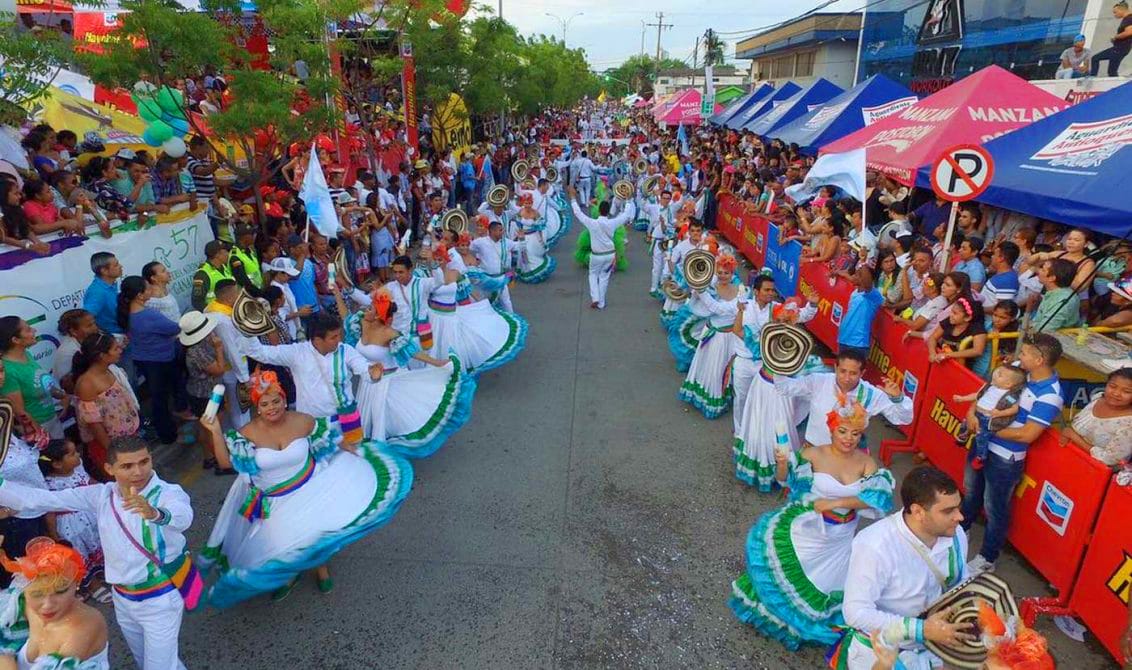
[862,310,930,438]
[715,193,768,270]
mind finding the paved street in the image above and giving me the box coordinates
[111,226,1115,669]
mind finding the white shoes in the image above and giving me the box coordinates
[966,554,996,576]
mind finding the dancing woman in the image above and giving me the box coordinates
[341,288,476,458]
[728,402,894,650]
[0,538,109,669]
[513,193,557,284]
[677,254,748,418]
[199,371,413,607]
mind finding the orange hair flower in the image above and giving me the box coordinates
[457,232,472,247]
[248,369,284,406]
[370,288,395,324]
[433,242,449,263]
[982,605,1055,670]
[825,391,869,435]
[0,537,85,588]
[716,253,738,274]
[518,192,533,206]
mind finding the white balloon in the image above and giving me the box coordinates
[161,136,187,158]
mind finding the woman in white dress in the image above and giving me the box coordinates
[677,254,748,419]
[448,234,528,373]
[199,371,413,607]
[0,538,109,670]
[729,402,894,650]
[344,288,476,458]
[543,182,570,249]
[733,307,829,490]
[513,193,556,284]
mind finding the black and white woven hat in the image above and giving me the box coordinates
[759,322,814,376]
[920,573,1020,670]
[232,290,277,338]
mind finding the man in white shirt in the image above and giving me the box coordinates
[568,185,636,309]
[641,189,679,297]
[571,150,596,207]
[837,466,974,669]
[245,310,382,417]
[204,279,256,429]
[266,257,308,341]
[731,276,817,440]
[774,349,914,449]
[470,222,518,313]
[381,255,455,350]
[0,437,194,670]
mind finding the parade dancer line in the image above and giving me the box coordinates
[0,437,192,670]
[567,185,636,310]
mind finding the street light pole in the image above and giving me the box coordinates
[545,12,583,47]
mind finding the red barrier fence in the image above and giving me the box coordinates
[1067,480,1130,663]
[716,193,768,269]
[797,259,853,351]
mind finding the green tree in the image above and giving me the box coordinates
[0,17,71,124]
[702,29,726,67]
[603,54,686,97]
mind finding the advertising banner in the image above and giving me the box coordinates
[1005,433,1111,594]
[0,210,212,372]
[797,260,854,351]
[863,310,930,436]
[1067,479,1129,664]
[431,93,472,158]
[400,39,418,153]
[763,222,802,298]
[715,192,768,270]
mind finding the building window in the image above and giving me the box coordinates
[795,51,815,77]
[772,55,793,79]
[658,78,669,85]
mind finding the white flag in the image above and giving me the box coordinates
[785,149,866,203]
[298,144,340,238]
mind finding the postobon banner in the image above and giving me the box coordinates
[0,210,212,372]
[431,92,472,158]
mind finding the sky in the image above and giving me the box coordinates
[473,0,860,71]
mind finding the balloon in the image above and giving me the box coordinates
[142,127,164,147]
[155,86,185,117]
[144,119,174,146]
[169,118,190,135]
[161,136,186,158]
[134,96,162,123]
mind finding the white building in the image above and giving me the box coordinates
[653,66,749,98]
[735,13,861,90]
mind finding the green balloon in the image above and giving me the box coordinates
[148,118,175,143]
[134,95,162,123]
[155,86,186,119]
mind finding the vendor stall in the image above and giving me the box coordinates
[772,74,915,153]
[742,78,843,137]
[724,81,799,130]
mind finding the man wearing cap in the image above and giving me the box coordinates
[192,240,234,312]
[1057,34,1092,78]
[266,256,309,340]
[228,224,263,293]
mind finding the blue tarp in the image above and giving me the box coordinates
[708,83,774,126]
[773,74,916,153]
[725,82,801,130]
[913,81,1132,238]
[743,78,844,137]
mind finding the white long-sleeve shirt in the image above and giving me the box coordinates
[842,512,969,636]
[477,201,518,228]
[383,276,438,334]
[209,310,253,383]
[735,300,817,359]
[572,157,595,180]
[0,475,192,586]
[571,201,635,254]
[470,235,517,274]
[773,373,915,445]
[245,340,372,416]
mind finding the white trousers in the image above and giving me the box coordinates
[494,284,514,313]
[589,253,615,308]
[731,356,759,438]
[577,177,592,207]
[650,243,667,292]
[112,590,187,670]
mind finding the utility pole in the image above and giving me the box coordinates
[640,20,646,56]
[692,36,699,68]
[646,12,673,84]
[498,0,502,20]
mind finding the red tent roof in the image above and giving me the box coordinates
[820,65,1069,185]
[654,89,719,126]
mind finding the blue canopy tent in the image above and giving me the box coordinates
[725,81,800,130]
[913,81,1132,237]
[773,74,916,153]
[743,78,843,137]
[708,83,774,126]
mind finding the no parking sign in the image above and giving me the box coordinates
[930,144,995,202]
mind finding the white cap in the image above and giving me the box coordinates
[267,256,300,277]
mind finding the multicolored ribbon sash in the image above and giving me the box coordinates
[239,456,316,521]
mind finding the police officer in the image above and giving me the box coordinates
[228,223,263,292]
[191,239,233,311]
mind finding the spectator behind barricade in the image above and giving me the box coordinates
[800,204,842,264]
[1092,278,1132,328]
[980,241,1020,309]
[876,176,907,208]
[903,271,973,340]
[72,332,139,477]
[151,156,192,209]
[910,195,950,241]
[926,295,987,368]
[0,179,50,254]
[1031,258,1083,332]
[838,265,884,359]
[1057,34,1093,78]
[875,201,911,251]
[984,300,1022,370]
[954,363,1027,471]
[177,310,233,475]
[844,202,877,261]
[885,234,916,311]
[897,271,947,334]
[1092,240,1131,298]
[80,157,131,223]
[954,237,987,291]
[83,252,123,334]
[1091,1,1132,76]
[52,170,112,239]
[22,130,59,179]
[0,316,67,439]
[21,179,85,237]
[1025,227,1096,297]
[962,333,1063,575]
[1063,367,1132,466]
[287,235,320,332]
[900,246,935,311]
[119,275,188,446]
[113,159,168,216]
[52,309,97,388]
[875,250,903,307]
[186,135,218,211]
[930,223,963,273]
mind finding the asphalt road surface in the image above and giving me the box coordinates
[108,224,1116,669]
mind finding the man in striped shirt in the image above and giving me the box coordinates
[961,333,1063,576]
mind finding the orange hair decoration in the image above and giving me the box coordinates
[433,242,449,263]
[370,288,395,324]
[981,603,1055,670]
[248,369,284,406]
[0,537,86,587]
[518,193,533,206]
[825,392,869,435]
[716,253,738,274]
[457,232,473,247]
